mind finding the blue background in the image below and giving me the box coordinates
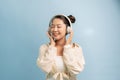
[0,0,120,80]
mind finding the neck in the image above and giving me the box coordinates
[55,37,66,46]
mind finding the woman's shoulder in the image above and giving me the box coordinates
[39,43,49,49]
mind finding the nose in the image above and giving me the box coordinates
[53,27,58,31]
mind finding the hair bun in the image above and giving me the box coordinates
[68,15,76,23]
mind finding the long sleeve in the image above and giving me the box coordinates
[63,43,85,75]
[36,44,57,73]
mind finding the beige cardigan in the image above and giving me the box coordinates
[37,43,85,80]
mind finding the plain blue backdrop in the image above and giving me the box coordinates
[0,0,120,80]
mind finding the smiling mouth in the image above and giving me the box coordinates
[52,33,59,36]
[53,34,58,36]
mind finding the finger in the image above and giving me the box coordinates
[46,32,51,38]
[69,30,73,37]
[46,31,54,41]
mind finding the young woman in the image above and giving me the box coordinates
[37,14,85,80]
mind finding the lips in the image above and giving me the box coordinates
[53,34,58,36]
[52,33,59,37]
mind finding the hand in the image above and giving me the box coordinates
[65,29,73,45]
[47,32,55,46]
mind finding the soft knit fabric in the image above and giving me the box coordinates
[37,43,85,80]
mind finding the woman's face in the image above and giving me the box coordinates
[50,18,67,40]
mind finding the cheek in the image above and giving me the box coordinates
[60,28,67,35]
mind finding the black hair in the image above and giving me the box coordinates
[49,14,76,27]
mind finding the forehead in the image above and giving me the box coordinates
[52,18,64,24]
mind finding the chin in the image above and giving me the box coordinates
[54,38,59,41]
[54,37,65,41]
[53,37,59,40]
[53,35,65,40]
